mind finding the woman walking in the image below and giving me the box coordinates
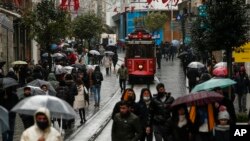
[74,79,87,124]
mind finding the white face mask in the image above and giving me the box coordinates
[143,96,150,101]
[179,115,185,121]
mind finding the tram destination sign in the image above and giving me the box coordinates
[126,40,154,44]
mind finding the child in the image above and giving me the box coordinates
[213,108,230,141]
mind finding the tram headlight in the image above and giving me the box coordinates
[138,64,143,70]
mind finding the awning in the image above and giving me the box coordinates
[0,7,21,18]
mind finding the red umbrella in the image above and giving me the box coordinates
[171,91,224,107]
[212,67,228,77]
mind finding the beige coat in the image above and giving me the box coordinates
[20,107,62,141]
[73,85,86,109]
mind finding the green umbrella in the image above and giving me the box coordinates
[191,78,237,92]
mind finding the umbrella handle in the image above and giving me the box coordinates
[60,115,63,135]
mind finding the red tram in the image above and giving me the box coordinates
[125,27,156,83]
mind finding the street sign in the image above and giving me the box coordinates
[233,42,250,62]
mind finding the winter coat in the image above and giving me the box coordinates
[47,73,59,90]
[112,112,142,141]
[92,70,103,85]
[20,107,62,141]
[137,100,153,127]
[166,117,194,141]
[213,125,230,141]
[73,85,86,109]
[150,93,175,125]
[65,80,78,106]
[117,67,128,80]
[102,56,112,68]
[234,73,249,94]
[112,53,118,64]
[56,84,69,101]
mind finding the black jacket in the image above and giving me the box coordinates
[112,112,142,141]
[150,93,175,125]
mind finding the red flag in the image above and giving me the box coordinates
[162,0,169,3]
[68,0,71,9]
[131,6,135,12]
[147,0,153,4]
[74,0,79,11]
[60,0,67,7]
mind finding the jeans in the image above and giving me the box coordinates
[238,93,247,112]
[119,79,126,92]
[94,85,101,105]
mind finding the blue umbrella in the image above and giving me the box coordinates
[191,78,237,92]
[0,106,9,133]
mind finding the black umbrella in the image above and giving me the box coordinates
[177,51,189,58]
[0,77,19,89]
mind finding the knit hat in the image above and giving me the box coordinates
[218,110,230,120]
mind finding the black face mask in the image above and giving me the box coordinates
[36,121,49,130]
[158,92,165,98]
[120,112,130,118]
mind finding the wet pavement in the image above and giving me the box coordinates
[3,52,250,141]
[3,52,125,141]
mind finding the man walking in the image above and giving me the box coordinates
[116,64,128,93]
[149,83,175,141]
[112,100,142,141]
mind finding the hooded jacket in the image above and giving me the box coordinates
[47,73,59,89]
[20,107,62,141]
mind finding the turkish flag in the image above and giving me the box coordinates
[162,0,169,3]
[74,0,79,11]
[60,0,67,7]
[147,0,153,4]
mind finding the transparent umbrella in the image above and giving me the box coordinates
[11,95,77,120]
[0,77,19,89]
[27,79,56,96]
[16,85,46,99]
[0,106,9,133]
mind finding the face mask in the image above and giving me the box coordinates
[158,92,165,97]
[36,121,49,130]
[179,115,186,121]
[143,96,150,101]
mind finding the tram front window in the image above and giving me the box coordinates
[126,45,154,58]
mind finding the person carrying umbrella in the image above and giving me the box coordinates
[19,87,35,129]
[20,107,62,141]
[0,86,19,141]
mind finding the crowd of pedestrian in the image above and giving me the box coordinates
[0,43,118,141]
[111,82,240,141]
